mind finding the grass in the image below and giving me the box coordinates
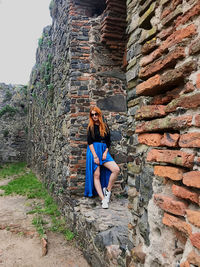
[0,162,26,179]
[0,163,75,241]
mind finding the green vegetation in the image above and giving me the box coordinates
[0,162,26,179]
[0,105,18,117]
[4,91,12,102]
[0,163,74,240]
[3,129,9,138]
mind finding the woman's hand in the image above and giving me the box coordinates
[94,156,100,165]
[102,151,107,161]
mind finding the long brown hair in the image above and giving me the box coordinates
[87,106,107,137]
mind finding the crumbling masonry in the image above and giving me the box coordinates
[0,0,200,266]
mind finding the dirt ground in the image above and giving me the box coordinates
[0,178,90,267]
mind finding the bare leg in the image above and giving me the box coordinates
[93,166,104,200]
[103,161,120,191]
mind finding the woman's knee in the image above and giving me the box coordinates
[112,165,120,175]
[94,169,100,180]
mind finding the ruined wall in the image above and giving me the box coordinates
[0,83,27,163]
[126,0,200,266]
[28,0,127,199]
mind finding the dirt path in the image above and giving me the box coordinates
[0,178,90,267]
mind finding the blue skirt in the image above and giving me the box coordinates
[84,142,114,197]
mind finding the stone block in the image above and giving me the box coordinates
[147,149,195,168]
[139,26,157,44]
[138,2,156,29]
[135,105,166,120]
[162,5,182,26]
[154,194,188,216]
[189,38,200,55]
[154,166,184,180]
[162,212,192,236]
[172,184,199,204]
[179,132,200,148]
[135,115,192,133]
[97,95,126,112]
[141,38,158,55]
[183,171,200,188]
[186,210,200,228]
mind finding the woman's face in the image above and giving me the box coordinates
[91,110,99,123]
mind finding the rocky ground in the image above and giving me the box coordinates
[0,177,90,267]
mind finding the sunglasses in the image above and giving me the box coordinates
[91,112,99,117]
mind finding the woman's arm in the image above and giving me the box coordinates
[89,144,100,165]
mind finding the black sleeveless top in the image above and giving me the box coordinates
[87,124,111,148]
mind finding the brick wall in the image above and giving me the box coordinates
[126,0,200,266]
[28,0,127,200]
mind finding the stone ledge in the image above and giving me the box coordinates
[55,195,133,267]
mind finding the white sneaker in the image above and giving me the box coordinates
[103,187,111,203]
[102,198,109,209]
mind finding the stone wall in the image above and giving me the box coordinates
[27,0,127,198]
[0,83,27,163]
[126,0,200,266]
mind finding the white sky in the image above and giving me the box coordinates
[0,0,52,85]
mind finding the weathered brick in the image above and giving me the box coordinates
[162,5,182,26]
[161,8,171,20]
[136,115,192,133]
[180,261,190,267]
[174,230,187,244]
[187,250,200,266]
[186,210,200,228]
[194,114,200,127]
[160,133,179,147]
[179,132,200,148]
[137,61,196,96]
[175,2,200,27]
[165,92,200,113]
[139,47,185,79]
[172,184,199,204]
[158,26,173,40]
[147,149,194,168]
[163,212,192,236]
[189,38,200,55]
[196,73,200,89]
[190,233,200,250]
[140,24,196,67]
[154,194,188,216]
[138,133,162,146]
[151,87,182,105]
[154,165,184,180]
[141,38,158,55]
[135,105,166,120]
[183,171,200,189]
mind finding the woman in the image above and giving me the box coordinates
[84,106,120,209]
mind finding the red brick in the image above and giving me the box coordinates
[154,194,188,216]
[139,47,185,79]
[187,250,200,266]
[172,0,183,8]
[140,24,196,67]
[158,27,173,40]
[154,165,184,180]
[189,38,200,55]
[138,133,162,146]
[180,261,190,267]
[152,87,182,105]
[174,230,187,244]
[136,75,161,96]
[165,92,200,113]
[182,82,195,94]
[137,61,197,96]
[196,73,200,89]
[186,210,200,228]
[135,105,166,120]
[161,8,171,20]
[179,132,200,148]
[190,233,200,250]
[147,149,194,168]
[183,171,200,189]
[163,212,192,236]
[172,184,199,204]
[175,2,200,27]
[136,115,192,133]
[160,133,179,147]
[194,114,200,127]
[141,39,158,55]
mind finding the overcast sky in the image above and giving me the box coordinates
[0,0,52,85]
